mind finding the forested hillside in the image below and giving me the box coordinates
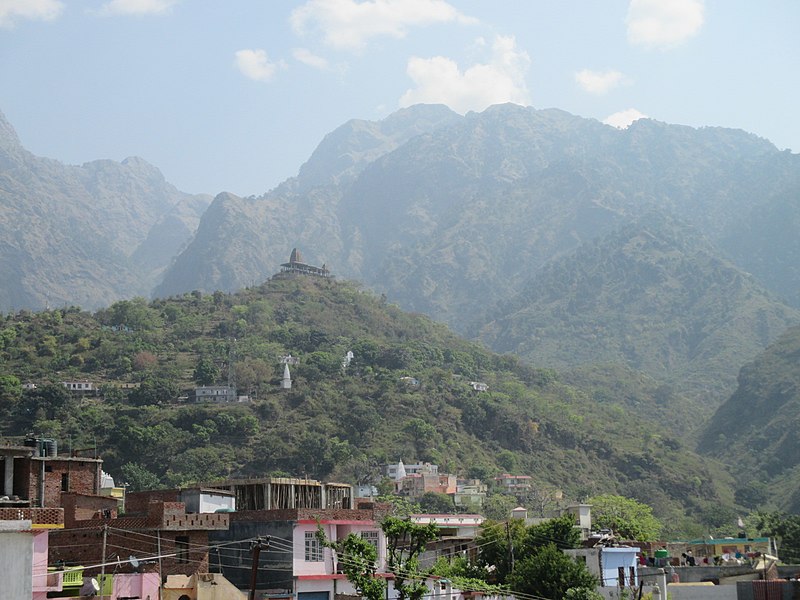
[0,273,734,537]
[155,104,800,410]
[700,325,800,512]
[476,215,800,419]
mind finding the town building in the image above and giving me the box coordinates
[61,380,96,394]
[0,507,65,599]
[1,439,103,508]
[190,385,238,403]
[453,478,487,511]
[48,493,231,579]
[208,501,391,596]
[492,473,532,494]
[203,477,353,511]
[565,546,641,587]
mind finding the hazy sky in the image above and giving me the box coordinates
[1,0,797,196]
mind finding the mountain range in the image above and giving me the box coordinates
[2,103,800,518]
[153,104,800,410]
[0,110,210,311]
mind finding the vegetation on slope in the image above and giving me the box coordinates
[1,274,735,536]
[700,325,800,512]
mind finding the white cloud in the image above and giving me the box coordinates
[575,69,626,95]
[293,48,330,70]
[234,49,285,82]
[399,35,531,114]
[0,0,63,28]
[604,108,648,129]
[626,0,704,49]
[290,0,477,51]
[98,0,179,16]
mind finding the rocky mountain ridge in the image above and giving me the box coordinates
[0,110,211,311]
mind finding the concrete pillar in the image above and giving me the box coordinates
[3,456,13,496]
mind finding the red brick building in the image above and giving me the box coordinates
[1,442,102,507]
[49,498,230,577]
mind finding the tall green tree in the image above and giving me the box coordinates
[382,516,439,600]
[475,519,527,584]
[756,512,800,563]
[419,491,455,514]
[588,494,662,541]
[193,356,220,386]
[507,543,597,600]
[317,526,386,600]
[523,514,582,553]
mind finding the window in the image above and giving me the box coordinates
[176,536,189,563]
[305,531,323,562]
[361,530,379,549]
[61,472,69,492]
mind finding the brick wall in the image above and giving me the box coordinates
[126,490,180,515]
[229,506,390,524]
[0,507,64,527]
[61,493,118,527]
[48,527,211,577]
[25,458,100,507]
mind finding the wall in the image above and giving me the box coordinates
[61,493,118,526]
[669,584,737,600]
[209,519,295,591]
[0,522,34,599]
[113,572,160,599]
[736,580,800,600]
[26,458,101,506]
[126,490,181,515]
[48,527,211,576]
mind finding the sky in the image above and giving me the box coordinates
[0,0,798,197]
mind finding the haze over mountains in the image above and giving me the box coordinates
[0,110,211,312]
[2,103,799,412]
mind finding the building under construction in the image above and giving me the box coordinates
[203,477,352,511]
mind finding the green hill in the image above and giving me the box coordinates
[0,273,735,536]
[476,216,800,417]
[699,325,800,512]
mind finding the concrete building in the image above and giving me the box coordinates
[492,473,532,494]
[203,477,353,511]
[191,385,238,403]
[0,507,65,600]
[209,503,391,596]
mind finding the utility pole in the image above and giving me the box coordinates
[157,531,163,600]
[100,525,108,599]
[506,521,515,573]
[249,537,270,600]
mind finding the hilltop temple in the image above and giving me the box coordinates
[279,248,330,278]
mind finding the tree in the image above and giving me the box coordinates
[482,493,517,521]
[317,526,385,600]
[0,374,22,422]
[382,516,439,600]
[508,543,597,600]
[756,512,800,563]
[193,356,220,386]
[419,491,455,514]
[475,518,527,584]
[588,494,662,541]
[120,462,162,492]
[128,377,179,406]
[376,494,421,518]
[523,514,582,553]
